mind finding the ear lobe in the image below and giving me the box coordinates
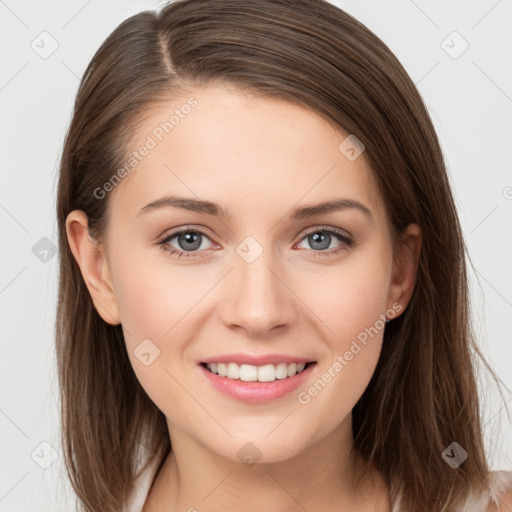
[387,223,422,316]
[65,210,121,325]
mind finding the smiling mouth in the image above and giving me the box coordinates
[200,361,317,383]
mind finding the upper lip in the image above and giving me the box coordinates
[201,353,316,366]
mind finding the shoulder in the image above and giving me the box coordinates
[485,490,512,512]
[484,470,512,512]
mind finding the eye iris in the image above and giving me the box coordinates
[178,231,202,251]
[309,232,331,250]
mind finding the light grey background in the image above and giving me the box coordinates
[1,1,511,510]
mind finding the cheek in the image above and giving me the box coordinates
[109,248,227,413]
[111,247,206,348]
[304,251,391,352]
[110,253,205,425]
[293,252,391,423]
[313,286,386,382]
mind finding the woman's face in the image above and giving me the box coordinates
[70,83,419,464]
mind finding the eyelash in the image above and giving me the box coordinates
[157,226,356,259]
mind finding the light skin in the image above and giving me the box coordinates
[66,83,422,511]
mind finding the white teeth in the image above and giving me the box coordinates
[226,362,240,379]
[217,363,227,377]
[239,364,258,382]
[205,361,311,382]
[275,363,288,379]
[257,364,276,382]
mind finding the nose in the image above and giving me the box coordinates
[219,246,298,338]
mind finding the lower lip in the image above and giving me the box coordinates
[199,363,316,404]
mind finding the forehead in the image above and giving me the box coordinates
[108,83,385,224]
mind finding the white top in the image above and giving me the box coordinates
[124,455,512,512]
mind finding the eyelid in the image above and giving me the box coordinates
[157,224,355,258]
[157,224,214,239]
[157,224,353,242]
[156,225,217,249]
[299,225,353,239]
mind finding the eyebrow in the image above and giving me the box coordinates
[136,194,373,222]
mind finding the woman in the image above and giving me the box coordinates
[55,0,512,510]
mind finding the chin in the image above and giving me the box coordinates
[202,429,313,466]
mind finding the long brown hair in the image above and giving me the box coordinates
[55,1,508,510]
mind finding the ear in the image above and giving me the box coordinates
[65,210,121,325]
[386,223,422,318]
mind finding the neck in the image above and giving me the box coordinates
[144,415,391,512]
